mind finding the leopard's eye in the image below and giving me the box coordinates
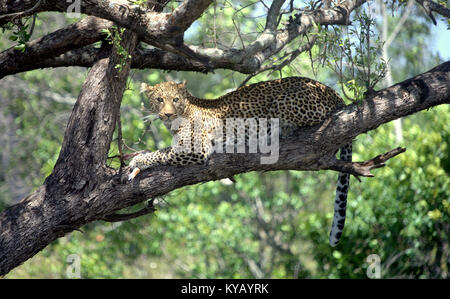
[173,97,179,103]
[157,97,164,103]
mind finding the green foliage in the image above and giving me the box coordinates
[1,15,35,52]
[301,105,449,278]
[386,15,441,81]
[101,26,132,72]
[7,104,448,278]
[127,0,149,7]
[1,3,448,279]
[314,10,387,101]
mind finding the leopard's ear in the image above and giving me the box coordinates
[179,80,187,88]
[140,83,153,94]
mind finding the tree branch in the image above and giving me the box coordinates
[328,147,406,177]
[1,0,366,74]
[189,0,367,73]
[0,0,213,68]
[168,0,213,33]
[0,45,213,79]
[0,25,139,277]
[1,59,448,276]
[0,0,42,22]
[2,0,446,75]
[0,16,113,79]
[101,204,156,222]
[415,0,450,25]
[239,35,318,87]
[264,0,286,31]
[385,0,415,48]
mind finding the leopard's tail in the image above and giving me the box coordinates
[329,143,352,247]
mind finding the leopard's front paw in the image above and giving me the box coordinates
[128,156,141,181]
[128,167,141,181]
[127,151,155,180]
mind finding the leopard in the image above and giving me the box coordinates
[129,77,352,247]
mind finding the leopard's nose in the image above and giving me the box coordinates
[164,112,174,118]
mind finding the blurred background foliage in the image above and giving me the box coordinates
[0,1,448,278]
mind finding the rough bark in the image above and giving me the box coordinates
[2,0,449,76]
[415,0,450,24]
[0,0,214,69]
[1,0,211,39]
[1,0,450,277]
[0,27,139,277]
[0,45,215,79]
[0,0,368,76]
[0,16,113,78]
[0,60,449,276]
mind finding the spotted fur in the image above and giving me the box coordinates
[131,77,352,246]
[329,143,352,247]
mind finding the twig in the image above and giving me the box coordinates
[385,0,414,48]
[101,203,156,222]
[213,0,217,48]
[117,112,126,167]
[232,17,246,49]
[415,0,450,25]
[29,13,36,38]
[328,147,406,177]
[0,0,42,20]
[239,34,317,87]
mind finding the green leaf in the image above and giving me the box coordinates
[14,44,26,52]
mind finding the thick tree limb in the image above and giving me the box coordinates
[168,0,213,34]
[0,0,365,77]
[0,45,212,78]
[189,0,366,72]
[0,0,366,74]
[0,10,214,78]
[415,0,450,25]
[0,60,449,276]
[2,0,447,75]
[1,0,212,38]
[0,0,213,68]
[0,16,113,79]
[2,1,167,35]
[0,26,139,278]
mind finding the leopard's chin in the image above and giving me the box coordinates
[159,115,178,121]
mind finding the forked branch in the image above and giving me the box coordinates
[328,147,407,177]
[0,59,448,277]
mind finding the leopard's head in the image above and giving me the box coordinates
[141,81,189,121]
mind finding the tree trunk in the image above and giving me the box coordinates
[0,59,448,276]
[0,28,138,276]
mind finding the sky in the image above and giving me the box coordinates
[186,1,449,63]
[432,21,450,61]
